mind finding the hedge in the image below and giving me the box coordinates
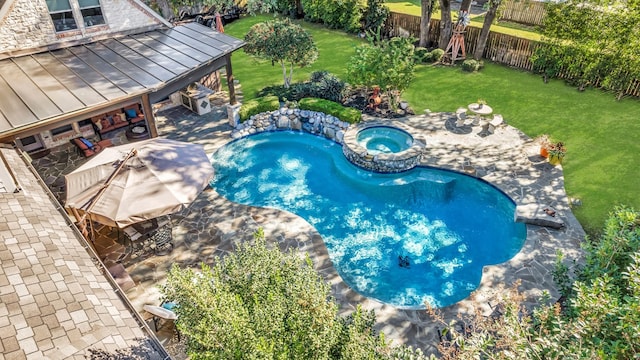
[298,98,362,124]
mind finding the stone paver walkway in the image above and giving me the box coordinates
[30,103,585,356]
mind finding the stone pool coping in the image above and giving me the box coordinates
[124,107,585,355]
[342,120,426,173]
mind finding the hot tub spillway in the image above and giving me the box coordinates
[342,122,426,173]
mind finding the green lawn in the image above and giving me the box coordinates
[225,15,365,99]
[224,16,640,234]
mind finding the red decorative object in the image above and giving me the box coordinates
[368,86,382,109]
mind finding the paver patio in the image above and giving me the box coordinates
[31,101,585,357]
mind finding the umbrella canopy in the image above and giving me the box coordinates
[65,138,213,228]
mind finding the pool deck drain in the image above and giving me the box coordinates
[32,105,586,356]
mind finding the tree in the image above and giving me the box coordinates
[161,229,429,359]
[418,0,437,47]
[362,0,390,34]
[437,0,453,50]
[346,36,416,110]
[473,0,502,60]
[533,0,640,98]
[244,19,318,88]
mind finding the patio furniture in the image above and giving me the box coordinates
[467,103,493,126]
[486,114,504,135]
[123,216,174,255]
[143,304,180,339]
[71,137,113,157]
[123,104,145,124]
[455,109,467,127]
[125,124,149,140]
[107,263,136,292]
[92,111,129,135]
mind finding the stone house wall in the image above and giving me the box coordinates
[0,0,164,55]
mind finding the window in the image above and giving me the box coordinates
[45,0,78,32]
[78,119,93,128]
[78,0,104,27]
[50,124,74,136]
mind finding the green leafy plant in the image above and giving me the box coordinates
[461,59,483,72]
[259,71,347,103]
[301,0,364,33]
[428,48,445,63]
[244,18,318,88]
[431,206,640,359]
[346,35,416,110]
[548,140,566,158]
[161,229,429,359]
[299,97,362,123]
[239,95,280,120]
[362,0,390,33]
[413,47,429,63]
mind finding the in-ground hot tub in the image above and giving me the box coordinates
[342,121,426,173]
[356,126,413,155]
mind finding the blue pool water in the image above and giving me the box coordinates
[357,126,413,154]
[211,131,526,309]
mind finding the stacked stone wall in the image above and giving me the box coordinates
[230,108,426,173]
[0,0,162,55]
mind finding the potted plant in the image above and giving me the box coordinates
[548,141,566,165]
[535,134,552,158]
[476,98,487,108]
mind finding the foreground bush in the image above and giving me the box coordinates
[239,95,280,121]
[299,97,362,124]
[161,229,428,359]
[431,205,640,359]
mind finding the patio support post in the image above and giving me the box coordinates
[141,94,158,138]
[225,54,237,105]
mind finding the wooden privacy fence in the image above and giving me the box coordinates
[384,12,541,70]
[499,0,547,27]
[384,12,640,97]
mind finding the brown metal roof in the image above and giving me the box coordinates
[0,22,244,135]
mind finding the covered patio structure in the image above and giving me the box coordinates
[0,22,244,152]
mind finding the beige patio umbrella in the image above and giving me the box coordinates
[64,138,213,229]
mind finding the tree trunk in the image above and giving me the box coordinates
[281,61,289,88]
[460,0,472,12]
[155,0,174,21]
[438,0,452,50]
[419,0,435,47]
[473,1,499,60]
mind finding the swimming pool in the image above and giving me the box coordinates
[211,131,526,309]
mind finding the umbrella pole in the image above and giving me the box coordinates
[77,148,138,230]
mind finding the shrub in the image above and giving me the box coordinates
[362,0,389,33]
[239,96,280,120]
[259,71,347,103]
[310,70,330,83]
[299,97,362,124]
[414,47,429,63]
[429,48,444,63]
[312,74,347,103]
[258,83,315,102]
[301,0,364,33]
[461,59,483,72]
[346,36,416,110]
[161,229,429,359]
